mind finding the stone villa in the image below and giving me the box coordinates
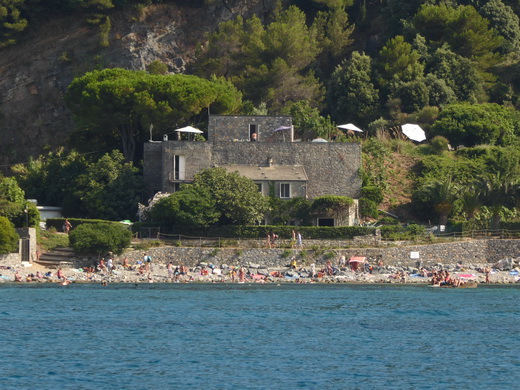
[143,115,362,226]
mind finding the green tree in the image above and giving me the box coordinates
[192,168,270,225]
[327,51,379,125]
[73,150,143,220]
[0,0,27,47]
[147,60,168,75]
[423,73,456,107]
[194,6,324,110]
[413,4,503,71]
[0,176,37,227]
[480,0,520,54]
[395,79,429,113]
[378,35,424,88]
[12,149,88,212]
[69,222,132,255]
[413,176,460,225]
[0,216,19,254]
[288,100,335,140]
[65,69,242,162]
[427,46,484,102]
[476,147,520,230]
[459,186,481,221]
[430,103,519,147]
[312,5,355,74]
[151,186,219,227]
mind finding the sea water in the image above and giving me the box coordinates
[0,283,519,389]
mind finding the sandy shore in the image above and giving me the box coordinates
[1,259,519,285]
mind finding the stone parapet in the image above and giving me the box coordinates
[121,239,520,269]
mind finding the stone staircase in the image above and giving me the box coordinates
[36,247,78,268]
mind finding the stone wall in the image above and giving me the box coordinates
[0,253,20,264]
[154,141,362,199]
[143,141,163,197]
[208,115,292,142]
[121,239,520,269]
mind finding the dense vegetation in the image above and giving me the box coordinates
[1,0,519,235]
[69,222,132,255]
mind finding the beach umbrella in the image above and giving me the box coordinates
[349,256,366,263]
[338,123,363,132]
[272,126,292,141]
[174,126,204,134]
[272,126,292,132]
[401,124,426,142]
[174,126,204,141]
[349,256,366,271]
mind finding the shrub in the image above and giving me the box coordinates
[0,217,19,254]
[69,223,132,255]
[407,224,426,237]
[429,136,450,155]
[37,229,69,251]
[361,185,384,204]
[360,198,379,218]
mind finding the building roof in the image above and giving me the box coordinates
[219,165,308,182]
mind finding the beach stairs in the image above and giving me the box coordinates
[35,247,78,268]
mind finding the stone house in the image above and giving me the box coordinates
[143,115,362,226]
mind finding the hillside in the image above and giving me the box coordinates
[0,0,278,169]
[0,0,518,226]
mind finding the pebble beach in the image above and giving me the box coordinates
[1,257,519,285]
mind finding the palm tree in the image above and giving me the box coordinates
[460,185,481,221]
[476,148,520,231]
[477,172,519,231]
[418,176,460,226]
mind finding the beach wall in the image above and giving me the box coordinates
[122,239,520,268]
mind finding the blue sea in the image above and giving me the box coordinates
[1,283,519,389]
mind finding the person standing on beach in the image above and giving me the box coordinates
[296,232,303,248]
[266,233,272,248]
[238,267,246,283]
[106,257,113,274]
[338,255,346,269]
[167,262,174,281]
[144,253,152,272]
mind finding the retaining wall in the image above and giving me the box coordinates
[122,239,520,269]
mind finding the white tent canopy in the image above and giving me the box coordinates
[401,124,426,142]
[338,123,363,132]
[174,126,204,134]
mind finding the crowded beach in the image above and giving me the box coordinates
[1,253,519,285]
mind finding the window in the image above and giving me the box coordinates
[280,183,291,198]
[249,124,257,141]
[173,155,185,180]
[256,183,263,193]
[317,218,334,227]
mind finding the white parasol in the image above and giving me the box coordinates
[174,126,204,134]
[338,123,363,132]
[401,124,426,142]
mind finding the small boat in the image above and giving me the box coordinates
[431,281,478,289]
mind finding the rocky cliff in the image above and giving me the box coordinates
[0,0,279,171]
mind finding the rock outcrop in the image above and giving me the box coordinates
[0,0,280,170]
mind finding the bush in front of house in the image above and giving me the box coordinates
[69,223,132,255]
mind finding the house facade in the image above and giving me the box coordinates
[144,115,362,226]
